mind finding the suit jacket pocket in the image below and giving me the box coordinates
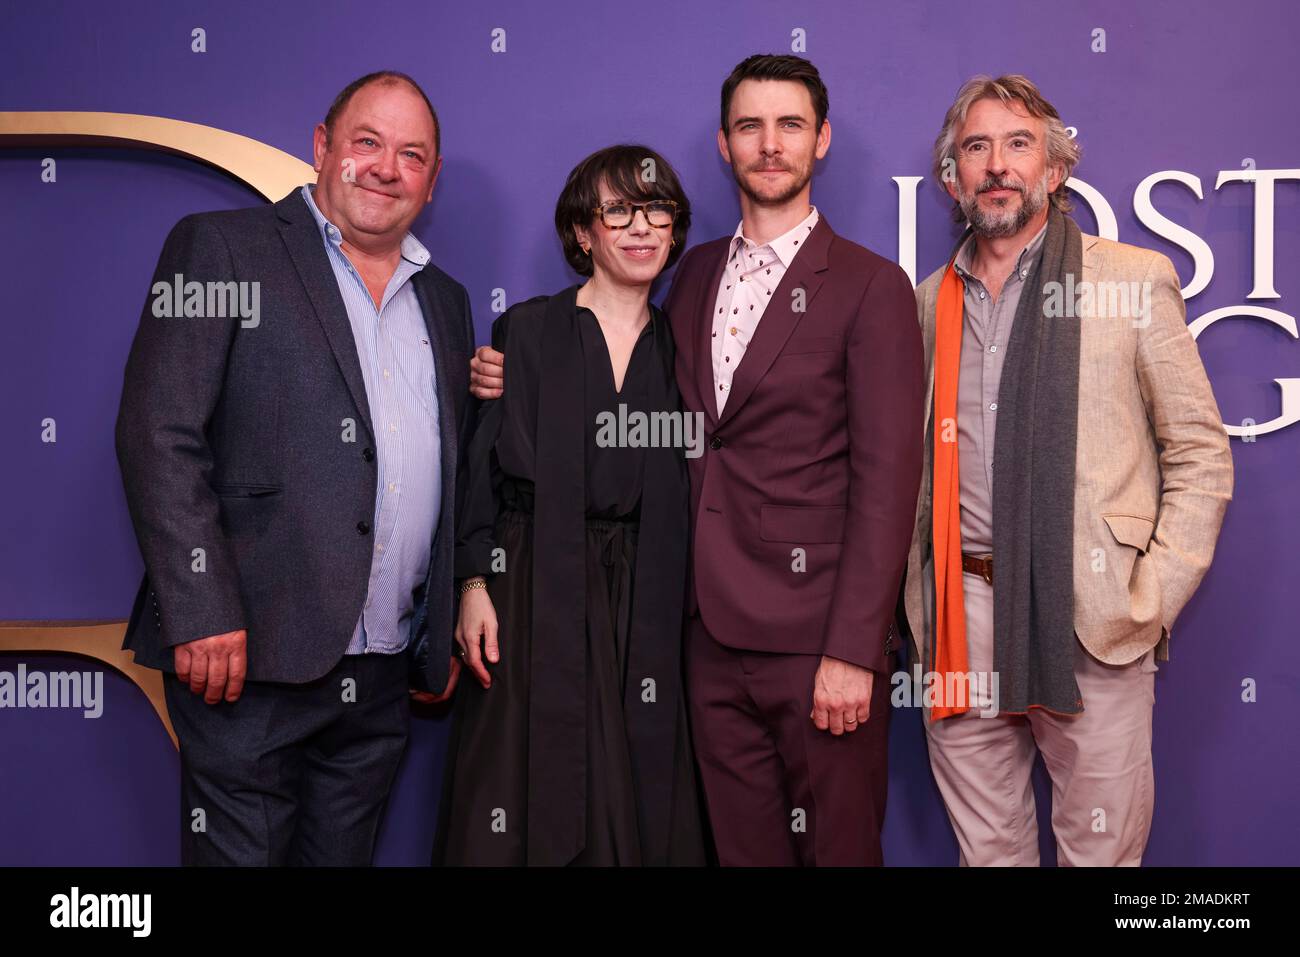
[760,504,847,544]
[1102,513,1155,552]
[1098,512,1163,635]
[211,482,283,497]
[214,483,283,538]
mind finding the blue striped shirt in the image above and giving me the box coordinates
[301,184,442,656]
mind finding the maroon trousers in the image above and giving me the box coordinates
[685,614,891,866]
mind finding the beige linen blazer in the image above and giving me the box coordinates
[903,232,1234,666]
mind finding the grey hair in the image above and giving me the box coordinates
[932,74,1081,221]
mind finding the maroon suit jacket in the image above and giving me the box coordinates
[664,215,924,675]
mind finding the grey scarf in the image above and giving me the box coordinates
[991,204,1084,715]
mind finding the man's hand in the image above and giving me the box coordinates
[455,584,499,689]
[469,345,504,400]
[174,629,247,704]
[810,655,874,735]
[410,656,461,705]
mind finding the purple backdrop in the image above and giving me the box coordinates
[1,0,1295,865]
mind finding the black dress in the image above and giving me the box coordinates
[433,286,706,866]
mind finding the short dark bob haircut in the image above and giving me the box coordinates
[554,144,691,277]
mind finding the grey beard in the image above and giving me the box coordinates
[960,175,1048,238]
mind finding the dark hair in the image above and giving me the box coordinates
[323,71,441,158]
[720,54,829,133]
[554,144,691,277]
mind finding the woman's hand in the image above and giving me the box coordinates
[455,580,499,689]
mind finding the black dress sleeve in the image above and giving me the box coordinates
[453,312,512,580]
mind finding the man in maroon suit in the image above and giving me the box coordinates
[471,54,923,865]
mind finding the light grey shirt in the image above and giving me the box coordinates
[952,222,1048,554]
[300,184,442,656]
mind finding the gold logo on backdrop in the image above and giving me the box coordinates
[0,112,317,747]
[0,110,315,199]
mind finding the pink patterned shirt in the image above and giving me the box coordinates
[710,206,820,415]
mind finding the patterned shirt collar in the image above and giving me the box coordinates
[729,205,820,270]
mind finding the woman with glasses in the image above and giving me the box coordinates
[433,145,706,865]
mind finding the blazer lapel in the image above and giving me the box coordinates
[693,242,730,429]
[715,215,832,431]
[276,191,375,443]
[412,270,459,472]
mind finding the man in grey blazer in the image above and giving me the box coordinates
[903,75,1233,866]
[115,71,474,865]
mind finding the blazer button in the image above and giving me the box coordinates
[357,521,371,535]
[710,436,723,450]
[362,447,375,462]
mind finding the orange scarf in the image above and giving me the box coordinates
[930,258,969,721]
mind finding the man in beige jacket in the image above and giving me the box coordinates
[903,75,1233,866]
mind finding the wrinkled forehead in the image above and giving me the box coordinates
[959,96,1044,141]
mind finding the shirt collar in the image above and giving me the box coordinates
[300,184,431,267]
[729,205,820,270]
[953,219,1048,286]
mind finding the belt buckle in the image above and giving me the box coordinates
[965,552,993,587]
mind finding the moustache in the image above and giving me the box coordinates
[977,178,1025,195]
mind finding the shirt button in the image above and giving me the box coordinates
[1020,269,1028,278]
[989,345,997,353]
[389,482,396,491]
[989,402,998,412]
[979,291,986,300]
[357,521,371,535]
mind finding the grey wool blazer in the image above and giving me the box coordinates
[115,188,475,694]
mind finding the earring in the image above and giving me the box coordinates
[582,245,591,255]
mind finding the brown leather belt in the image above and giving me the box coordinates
[961,552,993,586]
